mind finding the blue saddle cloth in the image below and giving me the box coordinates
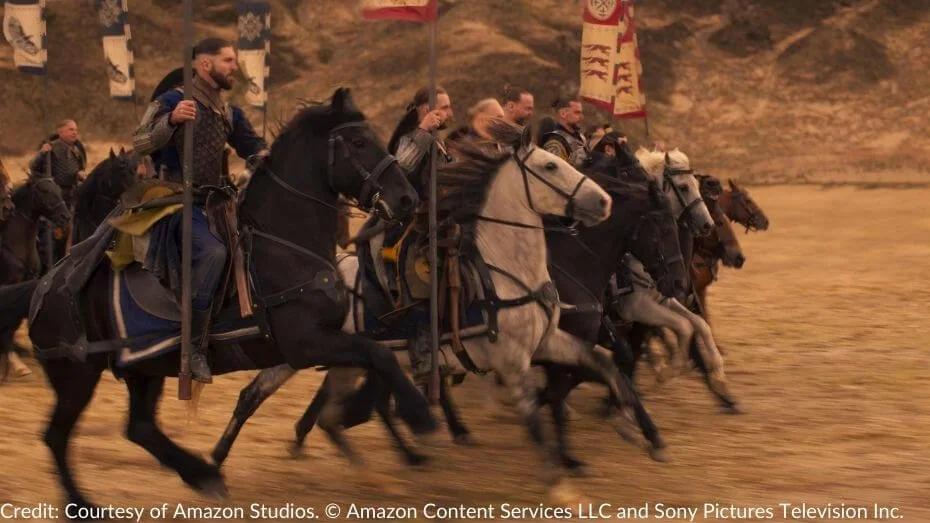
[107,266,261,368]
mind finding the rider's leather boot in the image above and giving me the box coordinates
[190,309,213,384]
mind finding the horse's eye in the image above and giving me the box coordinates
[545,162,557,171]
[678,184,689,192]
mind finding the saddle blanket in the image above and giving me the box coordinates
[108,264,261,368]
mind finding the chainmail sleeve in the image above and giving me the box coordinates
[132,99,178,156]
[394,128,435,172]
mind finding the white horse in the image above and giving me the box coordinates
[213,123,623,501]
[611,254,726,391]
[636,148,715,236]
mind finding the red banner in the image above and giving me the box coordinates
[360,0,438,22]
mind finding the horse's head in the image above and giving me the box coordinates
[715,214,746,269]
[636,147,714,237]
[508,125,611,226]
[322,88,418,221]
[98,148,140,197]
[723,179,769,232]
[29,177,70,229]
[625,178,689,301]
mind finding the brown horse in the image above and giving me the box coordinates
[691,176,745,318]
[692,177,770,319]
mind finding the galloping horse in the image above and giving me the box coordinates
[0,88,437,514]
[0,176,70,378]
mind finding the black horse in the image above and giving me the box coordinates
[71,148,140,244]
[0,176,71,283]
[3,88,436,515]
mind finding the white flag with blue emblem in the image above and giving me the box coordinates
[237,0,270,108]
[98,0,135,100]
[2,0,47,74]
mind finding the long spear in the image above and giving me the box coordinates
[178,0,194,401]
[427,19,440,405]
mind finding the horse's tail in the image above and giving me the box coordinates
[0,279,38,384]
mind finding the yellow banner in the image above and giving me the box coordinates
[579,0,622,112]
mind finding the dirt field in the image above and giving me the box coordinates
[1,184,928,522]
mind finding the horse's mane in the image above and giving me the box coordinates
[436,119,522,227]
[273,100,365,149]
[588,170,670,215]
[635,147,690,177]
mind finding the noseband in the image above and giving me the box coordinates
[514,146,588,220]
[327,121,399,214]
[663,167,704,230]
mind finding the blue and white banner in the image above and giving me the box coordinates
[237,0,270,108]
[2,0,47,75]
[98,0,135,100]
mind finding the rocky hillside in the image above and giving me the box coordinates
[2,0,929,183]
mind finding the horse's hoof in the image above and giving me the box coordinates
[610,411,639,444]
[561,457,589,477]
[404,452,430,467]
[192,474,229,501]
[721,402,743,415]
[648,446,669,463]
[547,479,587,507]
[286,441,307,459]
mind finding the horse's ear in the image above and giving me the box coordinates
[332,88,353,113]
[118,147,126,156]
[728,179,738,191]
[108,148,116,160]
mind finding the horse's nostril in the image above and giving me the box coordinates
[599,197,609,209]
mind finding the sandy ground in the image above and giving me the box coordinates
[1,184,929,522]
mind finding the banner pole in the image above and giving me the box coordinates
[427,19,440,405]
[178,0,194,401]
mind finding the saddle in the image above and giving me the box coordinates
[105,179,252,320]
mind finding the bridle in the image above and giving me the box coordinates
[474,146,588,233]
[257,121,400,220]
[727,189,764,232]
[29,177,70,225]
[663,166,704,231]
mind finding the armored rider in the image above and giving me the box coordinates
[29,119,87,266]
[385,86,454,383]
[132,37,268,383]
[540,97,589,169]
